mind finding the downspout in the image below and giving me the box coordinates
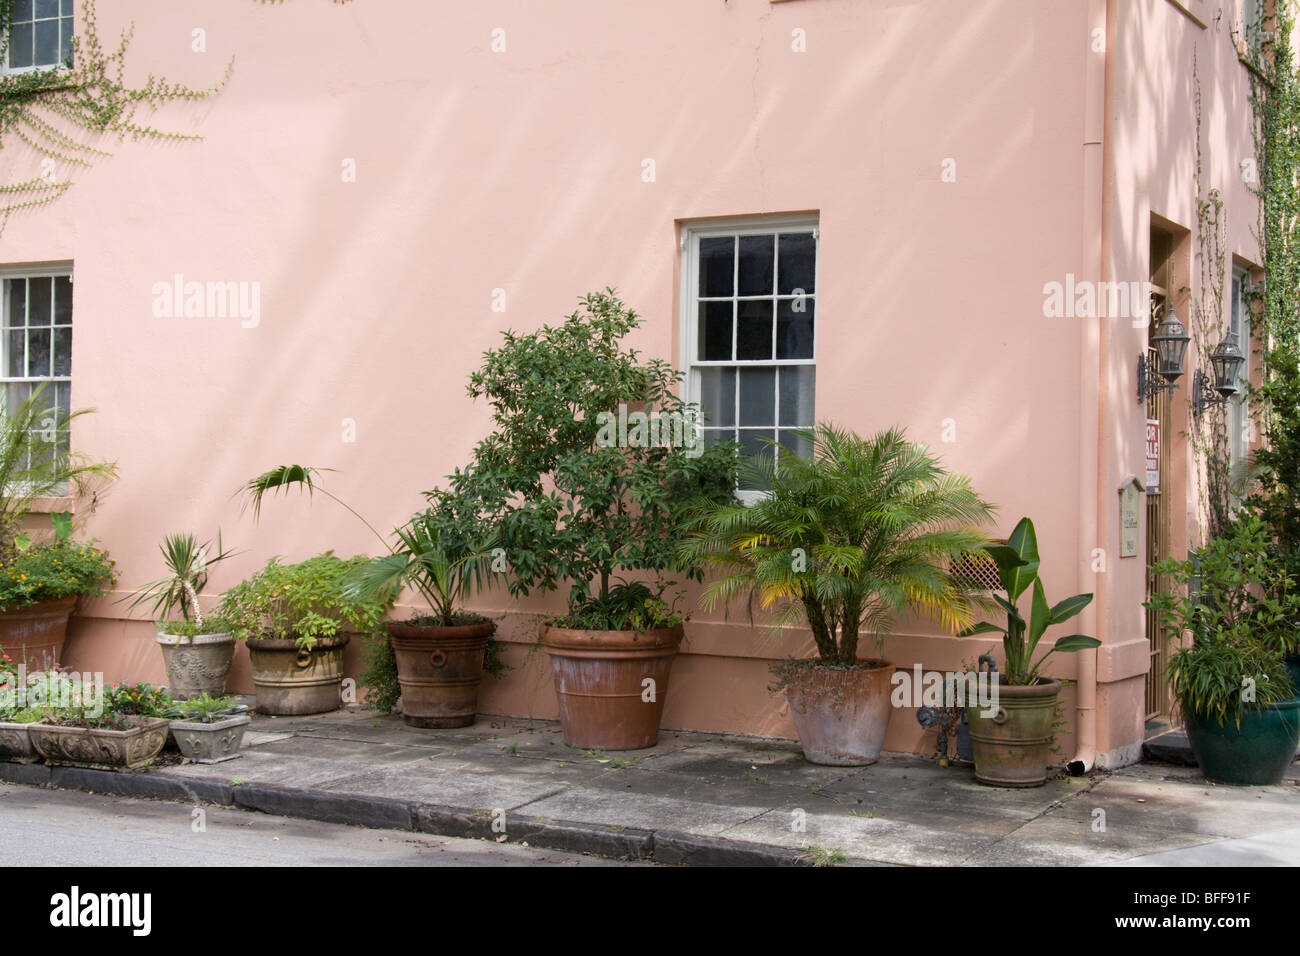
[1071,0,1110,773]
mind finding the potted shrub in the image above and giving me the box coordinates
[682,424,996,766]
[220,553,392,716]
[165,693,251,763]
[446,290,738,750]
[0,385,117,670]
[27,677,170,772]
[124,532,237,700]
[1146,516,1300,785]
[959,517,1101,787]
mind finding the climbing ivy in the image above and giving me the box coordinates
[0,0,231,231]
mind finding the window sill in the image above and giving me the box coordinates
[26,496,76,515]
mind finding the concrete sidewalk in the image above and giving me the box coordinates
[4,705,1298,865]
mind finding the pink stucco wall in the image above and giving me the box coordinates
[0,0,1261,761]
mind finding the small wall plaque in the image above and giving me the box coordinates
[1119,476,1144,558]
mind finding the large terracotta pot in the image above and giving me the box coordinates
[246,634,349,716]
[966,677,1061,787]
[1184,698,1300,786]
[29,716,169,771]
[155,631,235,700]
[780,660,895,766]
[540,623,682,750]
[0,596,78,671]
[388,619,495,728]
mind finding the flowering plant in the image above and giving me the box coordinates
[0,515,115,612]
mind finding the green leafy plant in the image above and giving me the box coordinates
[105,681,174,718]
[959,516,1099,686]
[446,289,738,629]
[680,424,996,666]
[122,531,235,632]
[164,693,239,724]
[0,514,114,611]
[218,553,393,650]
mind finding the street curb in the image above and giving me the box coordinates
[0,762,837,866]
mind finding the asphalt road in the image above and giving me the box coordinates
[0,783,645,867]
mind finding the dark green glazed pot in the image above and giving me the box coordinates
[1184,698,1300,785]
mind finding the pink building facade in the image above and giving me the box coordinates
[0,0,1267,768]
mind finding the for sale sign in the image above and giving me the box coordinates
[1145,419,1160,494]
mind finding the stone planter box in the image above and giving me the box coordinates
[169,713,250,763]
[0,721,39,763]
[28,716,169,771]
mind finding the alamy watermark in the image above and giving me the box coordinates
[889,665,999,717]
[595,403,702,458]
[0,666,104,718]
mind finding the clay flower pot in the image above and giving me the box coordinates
[966,677,1061,787]
[246,634,349,716]
[540,623,682,751]
[780,660,895,766]
[155,631,235,700]
[0,596,78,671]
[388,619,495,728]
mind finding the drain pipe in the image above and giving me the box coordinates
[1070,0,1110,775]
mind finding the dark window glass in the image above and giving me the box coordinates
[698,236,734,298]
[777,232,816,295]
[737,235,774,296]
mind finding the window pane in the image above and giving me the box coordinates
[738,430,775,491]
[61,0,74,15]
[702,428,733,449]
[53,327,71,376]
[738,235,775,296]
[27,328,50,377]
[54,380,70,417]
[34,17,58,65]
[35,0,59,17]
[699,236,734,297]
[776,298,814,359]
[778,232,816,295]
[738,367,775,426]
[6,279,26,328]
[10,22,34,68]
[7,331,25,378]
[53,275,71,324]
[736,299,773,360]
[60,16,72,64]
[28,277,52,326]
[778,366,815,426]
[698,300,733,360]
[697,366,735,427]
[777,428,814,462]
[14,0,33,20]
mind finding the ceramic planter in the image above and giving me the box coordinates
[246,634,349,716]
[781,661,895,766]
[540,623,681,750]
[0,721,39,763]
[966,677,1061,787]
[0,596,78,671]
[156,631,235,700]
[388,620,495,728]
[1184,699,1300,785]
[28,716,169,771]
[169,713,251,763]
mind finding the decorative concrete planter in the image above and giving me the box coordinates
[388,619,494,728]
[0,596,78,671]
[246,634,349,716]
[0,721,39,763]
[156,631,235,700]
[28,716,169,771]
[169,713,251,763]
[1184,699,1300,786]
[781,660,895,766]
[540,623,681,750]
[966,677,1062,788]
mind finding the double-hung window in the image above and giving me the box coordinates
[4,0,75,74]
[1,266,73,469]
[682,217,817,498]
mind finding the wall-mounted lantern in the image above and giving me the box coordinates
[1137,310,1191,405]
[1192,332,1246,417]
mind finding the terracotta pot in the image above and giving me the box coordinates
[966,677,1061,787]
[0,596,78,671]
[780,660,895,766]
[155,631,235,700]
[388,619,494,728]
[246,634,349,716]
[29,716,169,771]
[540,623,682,750]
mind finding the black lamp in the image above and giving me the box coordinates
[1138,310,1191,404]
[1193,332,1246,416]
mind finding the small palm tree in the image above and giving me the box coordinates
[679,424,996,665]
[124,532,235,629]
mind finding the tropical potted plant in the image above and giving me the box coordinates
[447,290,738,750]
[123,532,237,700]
[219,553,392,716]
[27,677,171,772]
[958,516,1101,787]
[0,385,117,670]
[681,424,996,766]
[164,693,251,763]
[1146,516,1300,785]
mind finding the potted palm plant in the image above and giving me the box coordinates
[959,516,1101,787]
[124,532,237,700]
[681,424,996,766]
[1146,516,1300,785]
[446,290,738,750]
[0,385,117,670]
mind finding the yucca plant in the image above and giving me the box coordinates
[959,516,1100,685]
[123,532,235,632]
[679,424,997,665]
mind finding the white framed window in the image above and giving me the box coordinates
[681,216,818,499]
[1229,267,1252,480]
[0,265,73,473]
[3,0,75,75]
